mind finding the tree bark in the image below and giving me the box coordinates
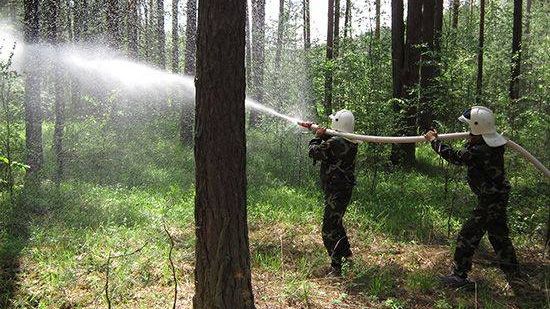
[274,0,285,70]
[157,0,166,68]
[419,0,436,131]
[128,0,139,59]
[303,0,310,50]
[180,0,196,143]
[184,0,197,74]
[23,0,43,175]
[434,0,443,52]
[107,0,120,48]
[452,0,459,29]
[391,0,422,166]
[344,0,351,39]
[375,0,381,40]
[193,0,255,308]
[391,0,404,99]
[334,0,340,57]
[509,0,522,101]
[172,0,180,72]
[45,0,64,183]
[246,2,252,85]
[324,0,335,116]
[249,0,265,125]
[475,0,485,102]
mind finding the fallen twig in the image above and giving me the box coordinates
[164,223,178,309]
[104,243,147,309]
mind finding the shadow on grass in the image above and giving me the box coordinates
[0,182,39,307]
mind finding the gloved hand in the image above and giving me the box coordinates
[298,121,313,129]
[315,127,327,138]
[424,129,438,142]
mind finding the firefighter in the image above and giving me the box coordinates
[424,106,519,287]
[305,110,359,276]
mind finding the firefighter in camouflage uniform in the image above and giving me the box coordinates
[306,110,359,276]
[425,106,519,287]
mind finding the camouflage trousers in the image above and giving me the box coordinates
[453,193,519,278]
[322,187,353,268]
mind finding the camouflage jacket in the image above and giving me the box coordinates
[431,139,511,196]
[309,136,358,191]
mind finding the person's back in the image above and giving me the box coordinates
[305,110,359,276]
[425,106,519,288]
[311,136,358,191]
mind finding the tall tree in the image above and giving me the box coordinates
[184,0,197,74]
[375,0,381,40]
[476,0,485,101]
[128,0,139,59]
[333,0,340,57]
[193,0,255,307]
[145,0,153,61]
[344,0,351,38]
[249,0,265,125]
[246,2,252,84]
[324,0,335,116]
[274,0,285,70]
[391,0,404,99]
[106,0,120,48]
[451,0,459,29]
[23,0,43,175]
[434,0,443,52]
[391,0,422,166]
[157,0,166,68]
[509,0,522,101]
[303,0,310,50]
[419,0,436,131]
[44,0,65,183]
[172,0,180,72]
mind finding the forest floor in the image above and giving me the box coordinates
[1,118,548,308]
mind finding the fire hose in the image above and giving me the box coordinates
[298,122,550,179]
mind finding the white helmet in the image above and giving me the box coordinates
[458,106,507,147]
[329,109,355,133]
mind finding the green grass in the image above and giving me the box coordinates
[1,116,548,308]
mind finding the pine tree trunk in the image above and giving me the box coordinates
[509,0,522,101]
[180,0,196,143]
[324,0,335,116]
[333,0,340,57]
[344,0,351,38]
[184,0,197,74]
[452,0,459,29]
[249,0,265,125]
[157,0,166,68]
[246,2,252,85]
[193,0,255,307]
[23,0,43,176]
[128,0,139,59]
[274,0,284,70]
[391,0,404,99]
[107,0,120,48]
[476,0,485,101]
[391,0,422,166]
[419,0,435,131]
[302,0,315,118]
[375,0,381,40]
[144,0,152,61]
[172,0,180,72]
[434,0,443,52]
[303,0,310,50]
